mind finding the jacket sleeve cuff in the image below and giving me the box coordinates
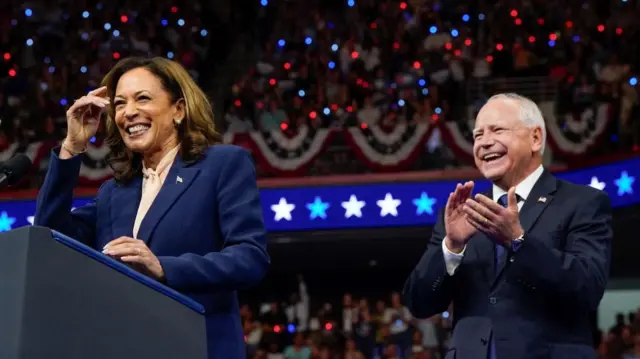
[442,237,465,275]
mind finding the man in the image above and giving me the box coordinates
[403,93,612,359]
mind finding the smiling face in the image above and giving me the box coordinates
[113,67,184,158]
[472,98,542,188]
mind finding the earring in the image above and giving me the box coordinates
[174,118,182,126]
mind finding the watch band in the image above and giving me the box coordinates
[511,233,525,251]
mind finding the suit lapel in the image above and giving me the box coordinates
[518,170,557,233]
[136,156,201,244]
[110,177,142,240]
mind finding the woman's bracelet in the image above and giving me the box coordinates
[61,140,87,156]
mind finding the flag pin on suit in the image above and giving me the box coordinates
[537,196,546,203]
[176,176,183,184]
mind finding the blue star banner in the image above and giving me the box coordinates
[0,157,638,233]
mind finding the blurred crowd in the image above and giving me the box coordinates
[243,276,452,359]
[602,312,640,359]
[0,0,258,148]
[242,276,640,359]
[225,0,640,152]
[1,0,639,163]
[1,2,640,358]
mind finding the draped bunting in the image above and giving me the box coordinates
[343,123,433,172]
[0,99,616,182]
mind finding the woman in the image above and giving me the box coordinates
[34,57,270,359]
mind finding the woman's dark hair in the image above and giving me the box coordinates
[101,57,220,183]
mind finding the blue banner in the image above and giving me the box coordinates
[0,157,637,233]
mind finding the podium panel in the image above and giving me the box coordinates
[0,226,207,359]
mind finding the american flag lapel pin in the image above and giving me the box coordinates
[537,196,546,203]
[176,176,183,184]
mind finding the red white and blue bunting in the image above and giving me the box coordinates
[344,123,433,172]
[0,99,617,182]
[244,126,334,176]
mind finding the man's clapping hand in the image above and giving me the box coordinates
[444,181,477,253]
[462,187,524,246]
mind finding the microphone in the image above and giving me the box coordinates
[0,154,32,189]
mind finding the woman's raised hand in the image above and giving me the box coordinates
[63,86,110,153]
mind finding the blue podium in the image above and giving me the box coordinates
[0,226,208,359]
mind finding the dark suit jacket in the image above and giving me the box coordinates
[403,170,612,359]
[35,144,270,359]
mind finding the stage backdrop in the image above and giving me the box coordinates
[0,156,637,233]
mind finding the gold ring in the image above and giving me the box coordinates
[136,248,141,255]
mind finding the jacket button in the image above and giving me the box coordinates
[481,338,488,345]
[489,297,497,304]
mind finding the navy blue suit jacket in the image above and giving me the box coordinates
[403,171,612,359]
[35,144,270,359]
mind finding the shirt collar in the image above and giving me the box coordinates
[492,164,544,202]
[142,144,180,178]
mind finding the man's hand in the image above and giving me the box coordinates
[444,181,478,252]
[102,237,165,281]
[462,187,524,246]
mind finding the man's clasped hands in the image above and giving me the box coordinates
[444,181,525,253]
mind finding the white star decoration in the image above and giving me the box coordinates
[271,198,295,222]
[341,195,366,218]
[376,193,401,217]
[589,176,606,191]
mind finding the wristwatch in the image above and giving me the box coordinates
[511,233,525,251]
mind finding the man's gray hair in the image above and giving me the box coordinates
[487,93,547,155]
